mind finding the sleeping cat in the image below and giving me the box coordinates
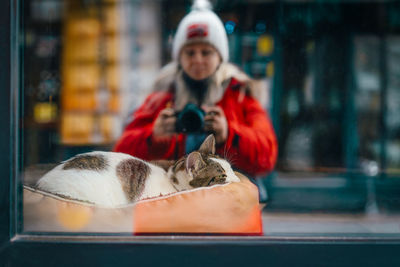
[36,135,240,207]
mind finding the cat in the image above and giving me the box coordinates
[35,135,240,207]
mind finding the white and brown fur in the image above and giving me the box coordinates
[165,135,239,191]
[36,135,239,207]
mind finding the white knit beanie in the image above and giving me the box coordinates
[172,0,229,62]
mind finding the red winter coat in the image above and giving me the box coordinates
[114,76,278,177]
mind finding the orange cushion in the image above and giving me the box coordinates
[133,172,262,234]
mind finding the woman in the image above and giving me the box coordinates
[114,0,277,176]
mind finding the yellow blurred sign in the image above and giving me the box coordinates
[34,102,58,123]
[266,62,274,77]
[257,35,274,56]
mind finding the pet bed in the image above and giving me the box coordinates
[23,172,262,234]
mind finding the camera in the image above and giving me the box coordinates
[175,103,206,133]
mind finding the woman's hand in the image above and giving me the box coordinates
[202,105,228,145]
[153,108,176,138]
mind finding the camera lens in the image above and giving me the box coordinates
[176,104,205,133]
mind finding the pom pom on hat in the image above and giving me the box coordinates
[191,0,212,10]
[172,0,229,62]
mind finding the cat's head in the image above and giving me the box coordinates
[170,135,239,188]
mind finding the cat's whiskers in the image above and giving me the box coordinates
[222,144,237,166]
[222,143,230,160]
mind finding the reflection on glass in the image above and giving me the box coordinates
[21,0,400,236]
[23,0,164,233]
[354,36,381,170]
[387,37,400,172]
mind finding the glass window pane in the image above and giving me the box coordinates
[387,36,400,173]
[19,0,400,237]
[23,0,163,233]
[354,36,381,170]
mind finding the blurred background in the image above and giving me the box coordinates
[22,0,400,217]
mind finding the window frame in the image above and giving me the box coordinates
[1,0,400,266]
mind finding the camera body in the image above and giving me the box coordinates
[175,103,206,133]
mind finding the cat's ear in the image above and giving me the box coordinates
[198,134,216,154]
[185,151,206,177]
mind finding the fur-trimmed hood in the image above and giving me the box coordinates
[151,62,268,110]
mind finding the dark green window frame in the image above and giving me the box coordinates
[1,1,400,266]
